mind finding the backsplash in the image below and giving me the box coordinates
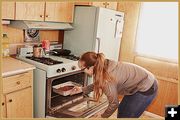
[2,25,63,55]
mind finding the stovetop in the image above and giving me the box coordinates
[17,55,81,78]
[61,55,79,61]
[26,56,63,65]
[52,54,80,61]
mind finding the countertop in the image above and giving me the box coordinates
[2,57,35,77]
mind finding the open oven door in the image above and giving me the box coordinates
[46,94,108,118]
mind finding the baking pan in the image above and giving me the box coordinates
[53,81,82,96]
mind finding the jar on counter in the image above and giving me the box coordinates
[2,33,10,57]
[42,40,50,55]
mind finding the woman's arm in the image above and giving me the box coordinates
[70,84,94,95]
[82,84,94,94]
[101,82,119,118]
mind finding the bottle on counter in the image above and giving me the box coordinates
[2,33,10,57]
[42,40,50,56]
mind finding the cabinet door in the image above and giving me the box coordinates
[1,95,6,118]
[74,2,92,6]
[92,2,105,8]
[2,1,15,19]
[45,2,74,23]
[6,87,32,118]
[106,2,117,10]
[92,2,117,10]
[16,2,45,21]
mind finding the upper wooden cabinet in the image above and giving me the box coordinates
[92,2,117,10]
[74,2,92,6]
[2,1,15,19]
[16,2,45,21]
[15,2,74,22]
[45,2,74,23]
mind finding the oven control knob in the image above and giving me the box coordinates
[61,68,66,72]
[56,69,61,73]
[71,66,76,70]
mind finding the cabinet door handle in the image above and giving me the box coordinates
[2,102,5,106]
[103,2,109,7]
[16,81,20,85]
[9,99,12,102]
[40,15,44,18]
[46,15,49,17]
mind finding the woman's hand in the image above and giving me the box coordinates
[92,113,102,118]
[70,86,82,95]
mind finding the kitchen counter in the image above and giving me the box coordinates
[2,57,35,77]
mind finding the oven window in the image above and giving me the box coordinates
[50,72,86,108]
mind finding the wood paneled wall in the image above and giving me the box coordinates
[2,25,60,44]
[135,56,178,116]
[117,2,178,117]
[2,25,24,44]
[2,25,62,54]
[117,2,141,62]
[135,56,178,80]
[147,78,178,116]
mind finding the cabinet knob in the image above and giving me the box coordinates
[103,2,109,7]
[40,15,44,18]
[16,81,20,85]
[2,102,5,106]
[46,15,49,17]
[9,99,12,102]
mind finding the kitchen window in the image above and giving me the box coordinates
[135,2,178,62]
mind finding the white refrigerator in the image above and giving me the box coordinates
[64,6,124,61]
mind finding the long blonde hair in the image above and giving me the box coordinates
[79,52,112,101]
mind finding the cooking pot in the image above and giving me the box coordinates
[50,49,71,56]
[33,45,43,58]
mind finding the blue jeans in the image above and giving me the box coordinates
[117,81,158,118]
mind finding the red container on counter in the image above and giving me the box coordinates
[42,40,50,51]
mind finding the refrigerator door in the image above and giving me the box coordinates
[95,8,124,61]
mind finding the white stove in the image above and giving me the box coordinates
[17,54,83,118]
[17,55,81,78]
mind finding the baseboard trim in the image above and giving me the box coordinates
[143,111,164,119]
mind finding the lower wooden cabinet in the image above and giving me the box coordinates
[1,71,33,118]
[5,87,32,118]
[1,95,6,118]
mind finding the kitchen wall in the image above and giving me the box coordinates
[2,25,63,54]
[2,2,178,117]
[117,2,178,117]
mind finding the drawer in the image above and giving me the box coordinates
[3,71,32,94]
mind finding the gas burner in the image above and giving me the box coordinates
[61,54,80,61]
[26,56,63,65]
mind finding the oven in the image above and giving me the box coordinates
[46,70,108,118]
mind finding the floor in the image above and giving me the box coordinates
[108,110,159,118]
[109,110,161,119]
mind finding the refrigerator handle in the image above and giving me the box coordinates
[114,19,118,38]
[96,38,101,53]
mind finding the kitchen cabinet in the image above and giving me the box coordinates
[2,71,33,118]
[1,95,6,118]
[92,2,117,10]
[74,2,92,6]
[3,71,32,94]
[45,2,74,23]
[15,2,74,22]
[6,87,32,118]
[16,2,45,21]
[2,1,15,19]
